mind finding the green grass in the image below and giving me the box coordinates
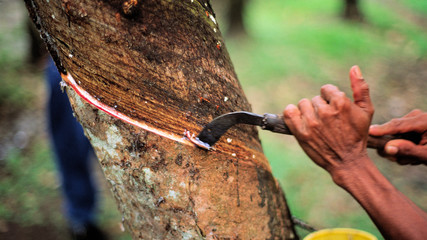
[0,70,33,111]
[0,142,63,226]
[227,0,427,88]
[399,0,427,15]
[0,19,33,110]
[0,139,130,239]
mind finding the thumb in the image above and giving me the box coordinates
[349,65,373,113]
[385,139,427,163]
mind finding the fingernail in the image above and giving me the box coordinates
[385,145,398,155]
[353,65,364,79]
[284,104,295,114]
[285,104,296,111]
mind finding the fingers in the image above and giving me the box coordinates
[283,104,303,136]
[311,95,328,114]
[369,120,405,136]
[319,66,373,116]
[320,84,348,110]
[403,109,423,118]
[298,98,317,124]
[369,111,427,136]
[383,140,427,165]
[320,84,340,104]
[285,98,324,137]
[349,65,374,114]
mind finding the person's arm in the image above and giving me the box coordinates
[369,110,427,165]
[283,65,427,240]
[333,156,427,240]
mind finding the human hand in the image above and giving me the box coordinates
[283,66,374,179]
[369,110,427,165]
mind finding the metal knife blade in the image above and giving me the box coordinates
[196,111,291,147]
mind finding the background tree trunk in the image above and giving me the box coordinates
[227,0,247,36]
[24,0,297,238]
[343,0,363,21]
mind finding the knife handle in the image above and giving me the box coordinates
[366,132,421,150]
[262,113,292,135]
[261,114,421,150]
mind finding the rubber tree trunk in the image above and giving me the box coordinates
[24,0,297,239]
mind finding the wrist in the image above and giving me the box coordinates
[330,154,427,240]
[329,155,378,189]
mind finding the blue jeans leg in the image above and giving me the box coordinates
[46,58,96,227]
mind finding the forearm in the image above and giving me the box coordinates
[332,158,427,240]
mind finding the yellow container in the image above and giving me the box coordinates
[303,228,378,240]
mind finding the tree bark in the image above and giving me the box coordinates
[24,0,297,239]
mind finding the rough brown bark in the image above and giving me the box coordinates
[24,0,297,239]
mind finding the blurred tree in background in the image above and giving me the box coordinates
[343,0,363,21]
[228,0,247,36]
